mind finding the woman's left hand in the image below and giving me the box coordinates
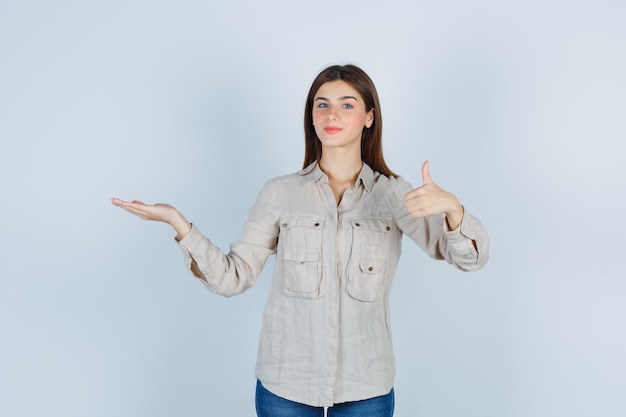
[404,161,464,230]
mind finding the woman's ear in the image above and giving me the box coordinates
[365,109,374,128]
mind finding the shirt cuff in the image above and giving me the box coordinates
[443,210,481,243]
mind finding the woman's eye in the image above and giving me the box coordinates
[317,103,328,108]
[342,103,354,109]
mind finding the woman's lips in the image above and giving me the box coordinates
[324,126,342,134]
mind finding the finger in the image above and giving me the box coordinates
[404,195,427,214]
[404,201,427,218]
[421,160,432,184]
[118,205,142,217]
[119,204,144,214]
[120,205,153,220]
[404,191,423,204]
[404,197,416,209]
[404,186,427,200]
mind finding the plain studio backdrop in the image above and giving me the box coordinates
[1,1,624,416]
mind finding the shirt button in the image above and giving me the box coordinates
[355,223,361,227]
[368,266,374,271]
[282,223,287,228]
[314,223,320,227]
[386,226,391,231]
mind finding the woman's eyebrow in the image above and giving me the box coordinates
[314,96,358,101]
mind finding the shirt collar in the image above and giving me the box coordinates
[301,161,375,193]
[358,162,375,192]
[302,162,325,183]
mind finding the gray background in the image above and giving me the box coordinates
[1,0,624,416]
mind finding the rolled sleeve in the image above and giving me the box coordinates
[442,210,489,271]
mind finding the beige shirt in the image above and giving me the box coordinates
[177,162,489,407]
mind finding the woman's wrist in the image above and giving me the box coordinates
[445,201,464,231]
[170,211,192,240]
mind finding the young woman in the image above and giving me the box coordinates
[112,64,489,417]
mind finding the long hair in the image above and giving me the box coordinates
[303,64,398,178]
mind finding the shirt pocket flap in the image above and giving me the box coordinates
[280,215,324,231]
[350,218,392,233]
[358,258,385,274]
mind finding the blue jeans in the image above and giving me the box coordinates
[255,380,394,417]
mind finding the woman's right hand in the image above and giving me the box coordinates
[111,198,192,239]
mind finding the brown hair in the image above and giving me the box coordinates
[302,64,398,178]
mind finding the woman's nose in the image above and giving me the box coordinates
[327,107,338,121]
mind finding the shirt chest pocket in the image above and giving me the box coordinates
[279,215,324,298]
[347,217,393,302]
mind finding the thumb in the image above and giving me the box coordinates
[421,160,433,184]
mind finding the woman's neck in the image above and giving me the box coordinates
[318,149,363,183]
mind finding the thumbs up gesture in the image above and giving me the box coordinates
[404,161,464,230]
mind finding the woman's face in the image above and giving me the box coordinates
[312,80,374,152]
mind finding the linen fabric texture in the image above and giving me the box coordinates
[177,162,489,407]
